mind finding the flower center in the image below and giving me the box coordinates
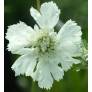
[32,30,56,54]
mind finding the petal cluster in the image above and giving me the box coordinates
[6,1,82,89]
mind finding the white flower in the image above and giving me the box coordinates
[6,1,82,90]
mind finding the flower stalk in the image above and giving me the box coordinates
[36,0,40,10]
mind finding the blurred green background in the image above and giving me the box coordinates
[4,0,88,92]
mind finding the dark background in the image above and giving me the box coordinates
[4,0,88,92]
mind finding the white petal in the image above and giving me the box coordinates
[32,54,64,89]
[30,7,41,22]
[30,1,60,29]
[50,62,64,81]
[13,47,38,55]
[58,19,82,42]
[33,61,53,89]
[60,41,82,57]
[57,20,82,56]
[6,21,34,54]
[40,1,60,29]
[58,53,80,71]
[11,53,37,76]
[38,54,64,81]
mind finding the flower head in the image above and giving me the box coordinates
[6,1,82,89]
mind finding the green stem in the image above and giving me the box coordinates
[36,0,40,10]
